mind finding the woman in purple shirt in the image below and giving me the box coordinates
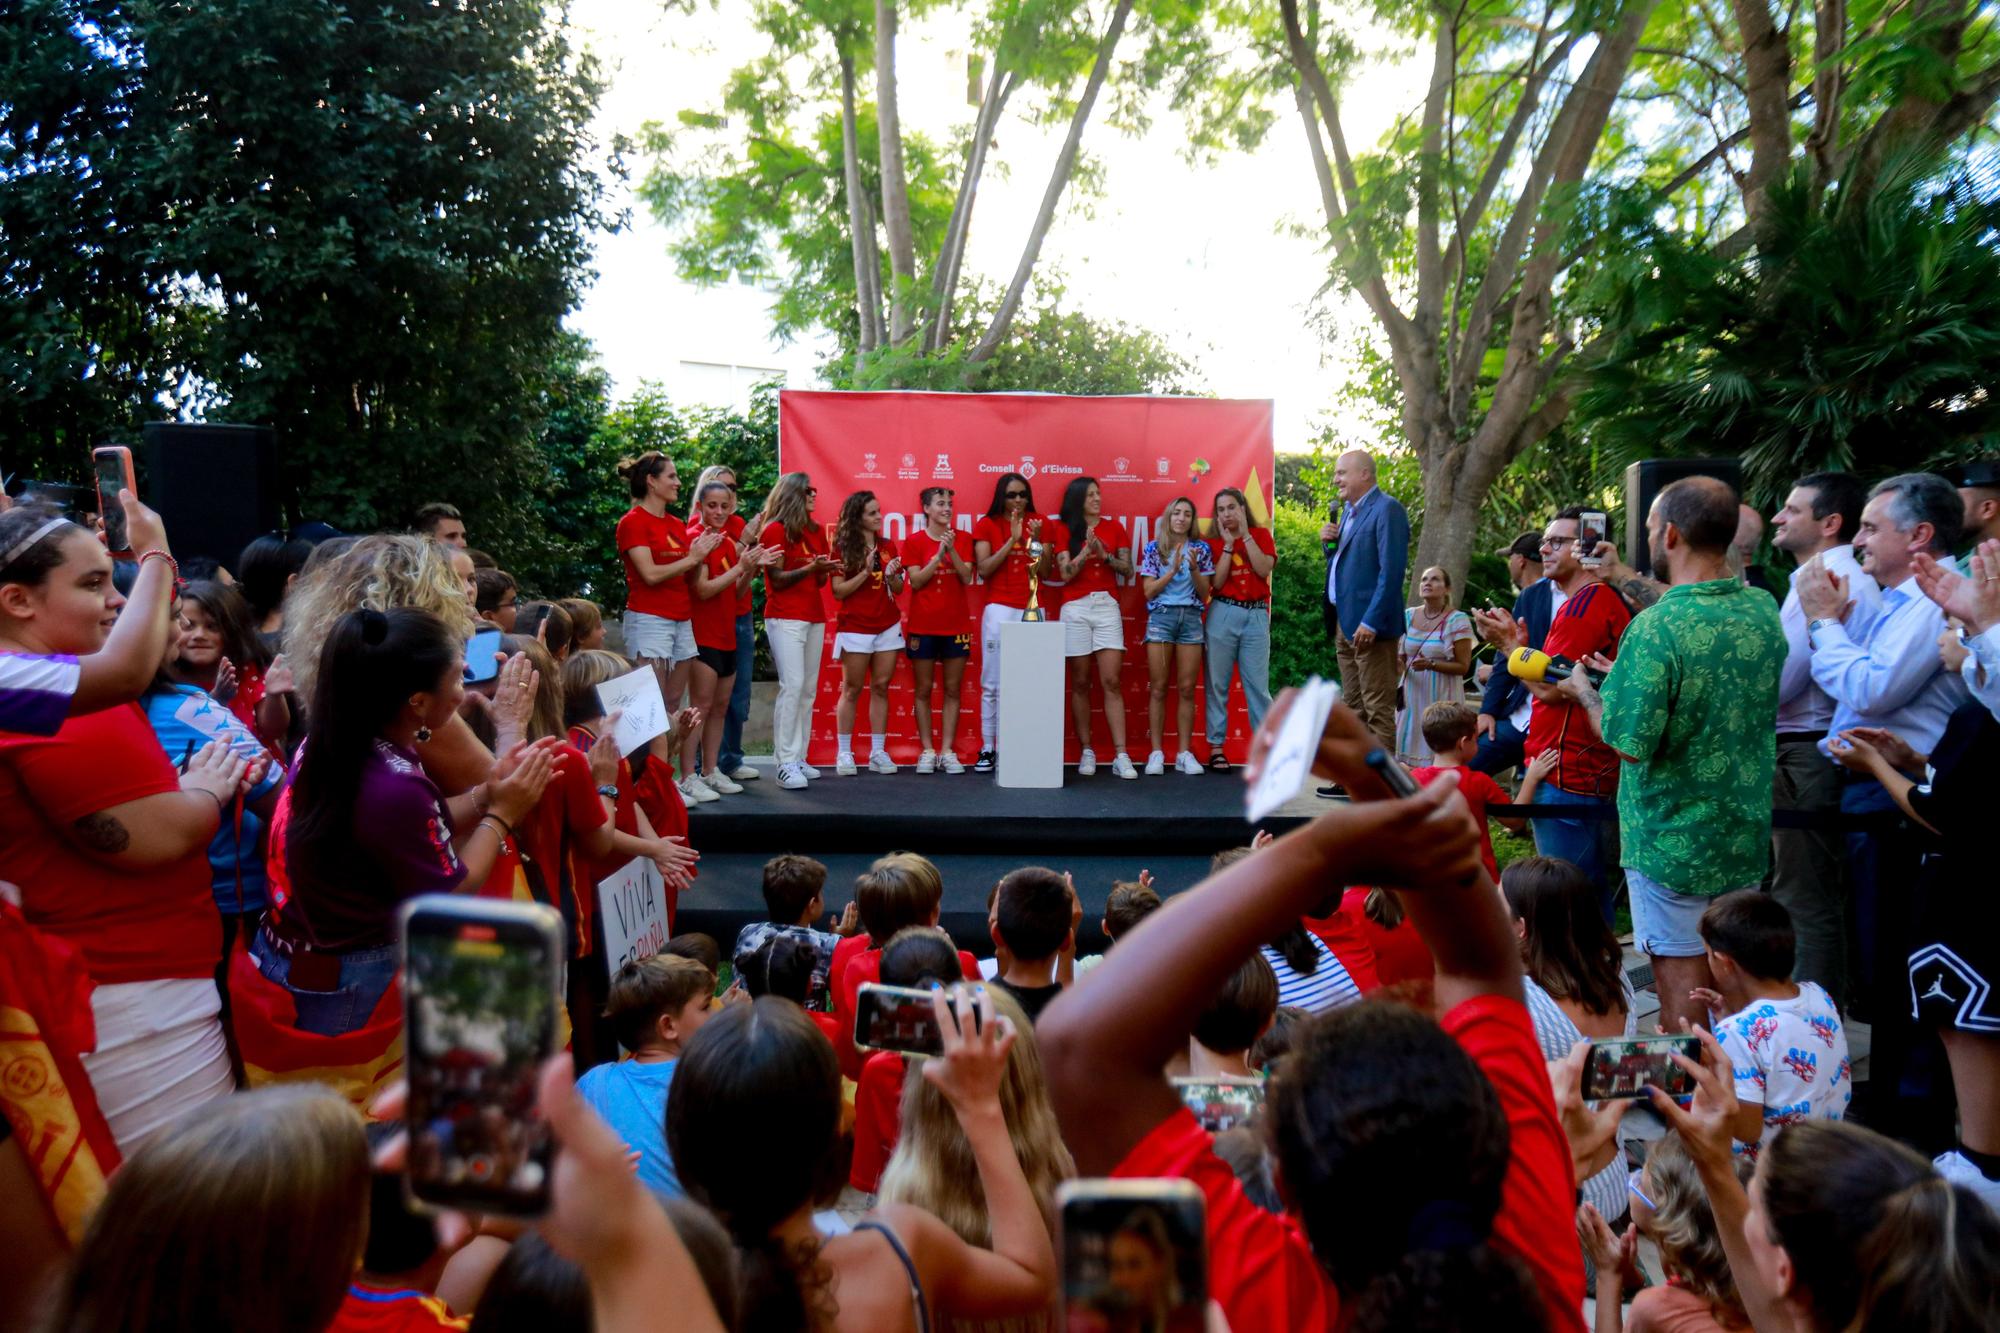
[252,607,559,1036]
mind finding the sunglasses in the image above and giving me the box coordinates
[1004,489,1029,499]
[1627,1167,1655,1210]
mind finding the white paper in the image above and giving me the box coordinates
[1244,677,1341,823]
[596,665,668,756]
[598,856,669,981]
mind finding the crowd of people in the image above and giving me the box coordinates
[3,447,2000,1332]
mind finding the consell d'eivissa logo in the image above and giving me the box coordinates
[976,455,1083,479]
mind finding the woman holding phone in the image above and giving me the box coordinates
[831,490,906,776]
[902,486,976,773]
[1137,496,1212,775]
[1050,477,1137,780]
[971,473,1043,773]
[760,472,836,791]
[1205,487,1276,771]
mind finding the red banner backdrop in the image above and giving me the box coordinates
[777,390,1276,766]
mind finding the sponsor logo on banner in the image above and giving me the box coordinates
[1105,456,1138,483]
[1153,456,1173,482]
[933,454,953,479]
[897,452,919,480]
[859,451,883,479]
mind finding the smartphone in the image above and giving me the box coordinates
[464,625,505,684]
[853,981,947,1056]
[1581,1034,1700,1101]
[1578,510,1608,567]
[1059,1179,1207,1333]
[400,895,564,1215]
[1170,1076,1265,1133]
[93,446,136,553]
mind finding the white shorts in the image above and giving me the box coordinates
[1063,591,1125,656]
[82,977,234,1155]
[623,610,698,663]
[835,626,906,656]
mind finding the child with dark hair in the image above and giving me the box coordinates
[327,1173,464,1330]
[1191,952,1279,1078]
[742,933,841,1047]
[730,854,856,1010]
[1247,1005,1310,1075]
[850,925,969,1194]
[660,932,721,976]
[1696,890,1851,1155]
[1074,876,1163,977]
[1412,700,1548,881]
[1220,836,1384,996]
[989,866,1078,1023]
[575,954,716,1197]
[465,1199,738,1333]
[473,569,518,632]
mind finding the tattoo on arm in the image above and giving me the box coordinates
[1619,575,1664,610]
[72,811,131,854]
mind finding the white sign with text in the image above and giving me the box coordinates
[596,665,668,756]
[598,856,669,981]
[1244,677,1340,823]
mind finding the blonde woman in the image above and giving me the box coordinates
[688,464,761,787]
[759,472,837,790]
[1579,1133,1750,1332]
[1137,496,1213,775]
[1393,565,1473,764]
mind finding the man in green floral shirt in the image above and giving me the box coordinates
[1557,476,1787,1037]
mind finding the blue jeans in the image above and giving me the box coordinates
[1530,785,1620,923]
[1203,600,1272,746]
[1469,715,1527,776]
[249,928,399,1038]
[718,612,755,771]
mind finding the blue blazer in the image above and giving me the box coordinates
[1479,577,1557,721]
[1325,489,1411,641]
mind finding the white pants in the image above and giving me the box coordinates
[767,618,826,767]
[980,603,1028,749]
[81,977,235,1156]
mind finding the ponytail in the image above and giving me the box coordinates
[732,1231,835,1333]
[1270,922,1320,975]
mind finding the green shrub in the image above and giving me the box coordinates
[1270,499,1329,690]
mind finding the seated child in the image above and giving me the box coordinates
[1072,877,1163,977]
[730,854,852,1010]
[1218,840,1382,994]
[576,954,716,1197]
[831,852,979,1080]
[849,926,966,1194]
[1410,701,1551,881]
[742,932,841,1047]
[1579,1132,1751,1333]
[1698,890,1851,1155]
[989,866,1076,1024]
[1191,952,1279,1078]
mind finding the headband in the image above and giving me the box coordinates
[0,517,71,574]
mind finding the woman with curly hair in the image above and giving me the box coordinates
[1580,1132,1750,1333]
[760,472,837,790]
[831,490,906,776]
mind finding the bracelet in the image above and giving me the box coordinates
[195,788,226,813]
[480,812,513,837]
[136,549,179,584]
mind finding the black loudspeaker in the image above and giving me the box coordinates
[141,423,280,570]
[1622,457,1742,577]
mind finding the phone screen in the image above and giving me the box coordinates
[464,626,505,683]
[1059,1179,1207,1333]
[1170,1077,1265,1134]
[853,982,946,1056]
[1581,1034,1700,1101]
[401,897,562,1214]
[1578,510,1608,567]
[94,448,131,552]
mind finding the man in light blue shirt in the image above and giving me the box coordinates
[1767,472,1879,1008]
[1796,470,1966,1145]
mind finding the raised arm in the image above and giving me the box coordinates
[71,492,176,716]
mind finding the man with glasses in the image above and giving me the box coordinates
[1475,506,1629,919]
[1470,532,1558,776]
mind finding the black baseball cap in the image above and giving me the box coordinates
[1495,532,1543,560]
[1944,459,2000,490]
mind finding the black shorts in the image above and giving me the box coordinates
[694,643,737,675]
[906,633,972,661]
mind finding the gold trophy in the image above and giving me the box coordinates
[1022,518,1047,622]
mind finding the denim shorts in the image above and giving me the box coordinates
[1145,603,1205,645]
[622,610,697,663]
[1628,868,1757,959]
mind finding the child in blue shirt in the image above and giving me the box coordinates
[576,952,717,1198]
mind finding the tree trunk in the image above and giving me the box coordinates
[874,0,917,345]
[839,54,882,355]
[927,65,1014,353]
[969,0,1135,363]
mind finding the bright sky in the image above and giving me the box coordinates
[565,1,1425,452]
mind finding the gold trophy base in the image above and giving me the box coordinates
[1023,604,1046,623]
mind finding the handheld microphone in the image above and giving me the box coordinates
[1506,647,1607,687]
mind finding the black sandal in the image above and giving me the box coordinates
[1209,752,1231,772]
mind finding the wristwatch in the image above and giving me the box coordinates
[596,784,618,800]
[1808,616,1842,640]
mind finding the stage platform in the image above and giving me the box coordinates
[671,758,1326,958]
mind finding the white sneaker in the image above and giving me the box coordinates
[679,773,720,804]
[1176,750,1204,776]
[868,751,898,774]
[1111,753,1139,780]
[939,751,965,774]
[801,763,822,779]
[702,769,743,795]
[728,763,760,782]
[1077,748,1097,777]
[1144,750,1166,775]
[915,750,937,774]
[778,763,808,790]
[1936,1150,2000,1214]
[836,753,858,777]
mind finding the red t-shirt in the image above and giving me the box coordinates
[516,746,610,958]
[971,515,1046,610]
[835,538,902,635]
[326,1285,467,1332]
[1208,527,1277,602]
[902,528,976,636]
[1056,517,1129,597]
[1525,583,1631,798]
[726,514,755,616]
[850,1049,909,1192]
[617,506,693,620]
[0,704,221,984]
[761,521,831,623]
[1412,765,1510,882]
[1301,904,1382,994]
[829,937,981,1080]
[1340,887,1434,988]
[1114,994,1584,1333]
[690,535,744,651]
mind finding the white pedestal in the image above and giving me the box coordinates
[997,619,1067,788]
